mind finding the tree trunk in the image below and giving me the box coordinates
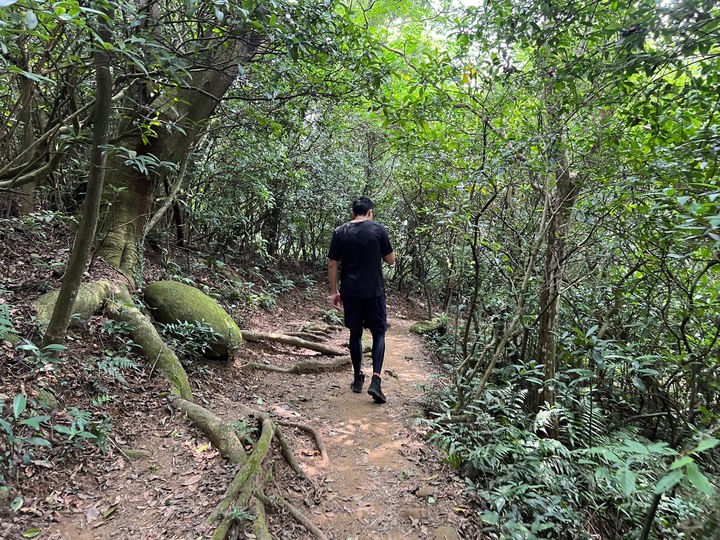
[98,33,261,278]
[42,11,113,347]
[536,161,580,413]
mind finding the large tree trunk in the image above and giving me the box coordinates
[98,33,261,277]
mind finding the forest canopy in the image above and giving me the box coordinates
[1,0,719,538]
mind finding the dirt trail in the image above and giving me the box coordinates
[39,316,471,540]
[296,316,466,539]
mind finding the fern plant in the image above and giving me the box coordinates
[97,353,137,384]
[160,320,223,360]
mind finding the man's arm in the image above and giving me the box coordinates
[383,251,396,266]
[328,259,342,309]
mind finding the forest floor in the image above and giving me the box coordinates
[0,217,481,539]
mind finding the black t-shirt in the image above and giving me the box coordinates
[328,220,393,298]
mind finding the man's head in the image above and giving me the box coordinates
[352,196,375,217]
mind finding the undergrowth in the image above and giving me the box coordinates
[421,335,720,539]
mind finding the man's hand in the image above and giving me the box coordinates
[330,292,343,310]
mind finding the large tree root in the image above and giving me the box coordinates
[172,397,246,464]
[258,491,329,540]
[36,279,334,539]
[241,330,345,356]
[246,354,352,374]
[171,397,328,538]
[105,286,193,400]
[276,420,329,467]
[208,415,274,539]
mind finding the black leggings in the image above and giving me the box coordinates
[349,328,386,376]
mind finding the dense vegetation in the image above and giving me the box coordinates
[1,0,719,538]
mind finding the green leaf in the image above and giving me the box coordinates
[594,466,611,483]
[24,9,38,29]
[480,511,499,525]
[621,440,649,454]
[686,463,714,495]
[655,470,683,494]
[11,497,23,511]
[0,418,13,435]
[42,344,66,352]
[13,394,27,419]
[669,456,693,470]
[25,437,52,447]
[22,529,42,539]
[692,438,720,454]
[617,468,636,497]
[18,415,50,430]
[7,66,54,84]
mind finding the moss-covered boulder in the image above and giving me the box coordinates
[409,318,447,335]
[143,280,241,358]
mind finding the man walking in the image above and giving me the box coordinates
[328,196,395,403]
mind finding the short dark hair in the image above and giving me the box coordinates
[352,196,374,216]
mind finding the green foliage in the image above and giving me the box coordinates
[228,507,256,523]
[0,393,52,483]
[16,340,66,370]
[91,394,115,407]
[232,419,257,445]
[425,373,715,538]
[97,353,137,385]
[2,0,720,538]
[160,320,224,361]
[53,407,110,452]
[0,293,14,340]
[322,308,343,326]
[1,391,111,479]
[219,268,297,312]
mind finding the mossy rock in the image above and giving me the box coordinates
[409,318,446,335]
[36,388,60,411]
[143,280,241,359]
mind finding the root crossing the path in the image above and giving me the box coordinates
[44,316,472,540]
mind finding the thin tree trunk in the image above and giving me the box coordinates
[536,163,580,413]
[42,10,113,347]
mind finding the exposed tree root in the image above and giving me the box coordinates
[299,322,344,334]
[203,411,325,540]
[251,494,273,540]
[276,420,329,467]
[241,330,345,356]
[171,397,247,464]
[283,331,326,342]
[273,424,314,479]
[246,354,352,374]
[220,402,328,473]
[36,279,333,539]
[208,416,274,536]
[172,397,328,538]
[105,286,193,400]
[257,491,329,540]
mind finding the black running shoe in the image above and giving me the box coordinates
[351,372,365,393]
[367,375,386,403]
